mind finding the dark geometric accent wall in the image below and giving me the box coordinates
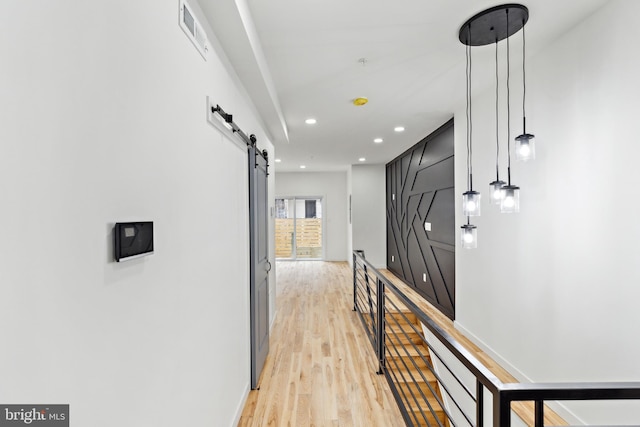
[386,119,456,319]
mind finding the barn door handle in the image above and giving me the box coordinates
[265,260,272,272]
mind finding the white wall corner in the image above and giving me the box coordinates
[453,321,585,425]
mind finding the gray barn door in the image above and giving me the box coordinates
[249,142,270,389]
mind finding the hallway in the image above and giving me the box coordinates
[238,261,404,426]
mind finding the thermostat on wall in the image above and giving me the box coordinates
[114,222,154,262]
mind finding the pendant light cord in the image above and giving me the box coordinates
[465,41,469,190]
[495,39,500,180]
[469,38,473,190]
[506,8,512,185]
[522,19,527,132]
[465,27,473,191]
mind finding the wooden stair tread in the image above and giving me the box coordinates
[385,313,418,327]
[404,407,447,427]
[387,346,431,366]
[395,381,442,406]
[406,394,444,415]
[385,319,420,331]
[386,342,430,359]
[385,309,417,322]
[385,328,423,345]
[390,365,437,383]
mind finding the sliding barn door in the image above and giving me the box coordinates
[249,143,270,389]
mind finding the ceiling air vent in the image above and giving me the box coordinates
[179,0,208,60]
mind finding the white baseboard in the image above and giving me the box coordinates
[454,320,586,425]
[232,383,251,427]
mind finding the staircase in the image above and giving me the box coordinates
[385,307,449,427]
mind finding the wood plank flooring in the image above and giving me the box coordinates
[238,261,405,427]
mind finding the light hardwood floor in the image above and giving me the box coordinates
[238,261,405,427]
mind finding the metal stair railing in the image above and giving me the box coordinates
[352,250,640,427]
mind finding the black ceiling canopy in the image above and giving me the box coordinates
[459,4,529,46]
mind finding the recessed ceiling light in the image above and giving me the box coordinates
[275,158,282,163]
[305,118,317,125]
[394,126,405,132]
[359,158,366,162]
[300,165,306,169]
[374,138,383,144]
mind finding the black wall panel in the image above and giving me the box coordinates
[386,119,456,319]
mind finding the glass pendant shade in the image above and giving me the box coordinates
[462,191,481,217]
[461,224,477,249]
[500,185,520,213]
[489,180,506,205]
[515,133,536,161]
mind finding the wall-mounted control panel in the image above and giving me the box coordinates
[114,222,154,262]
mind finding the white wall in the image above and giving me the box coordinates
[455,1,640,423]
[0,1,274,426]
[275,172,348,261]
[351,165,387,268]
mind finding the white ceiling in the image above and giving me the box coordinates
[200,0,609,172]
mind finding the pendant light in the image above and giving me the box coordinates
[460,25,479,249]
[459,4,530,240]
[461,220,478,249]
[489,40,506,204]
[501,7,520,214]
[462,28,481,218]
[515,20,535,161]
